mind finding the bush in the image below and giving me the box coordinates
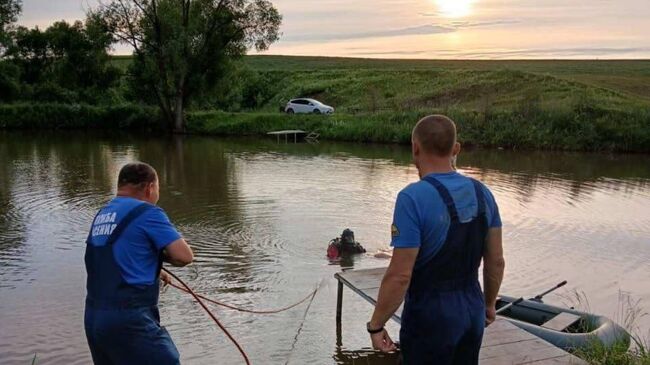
[0,103,162,130]
[185,108,650,153]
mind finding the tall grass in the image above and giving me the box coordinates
[567,291,650,365]
[185,105,650,152]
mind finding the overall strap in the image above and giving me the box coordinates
[470,179,486,216]
[105,203,154,246]
[423,176,459,221]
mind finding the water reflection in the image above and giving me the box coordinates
[0,131,648,365]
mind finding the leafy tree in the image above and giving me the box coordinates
[9,26,51,84]
[0,60,19,101]
[0,0,21,55]
[7,18,121,102]
[93,0,282,132]
[0,0,21,101]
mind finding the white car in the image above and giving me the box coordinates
[285,98,334,114]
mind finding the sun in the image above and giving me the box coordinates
[435,0,475,18]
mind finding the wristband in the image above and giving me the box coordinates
[367,321,384,334]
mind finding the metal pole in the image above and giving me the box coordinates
[336,280,343,324]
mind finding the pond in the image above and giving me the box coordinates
[0,131,649,364]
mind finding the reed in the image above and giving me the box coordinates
[567,292,650,365]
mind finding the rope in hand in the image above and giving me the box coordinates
[161,268,251,365]
[165,280,320,314]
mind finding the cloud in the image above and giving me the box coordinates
[456,47,650,58]
[345,50,429,56]
[449,20,522,28]
[340,46,650,59]
[280,19,522,44]
[281,24,455,42]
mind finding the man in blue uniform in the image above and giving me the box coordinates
[368,115,505,364]
[84,162,194,365]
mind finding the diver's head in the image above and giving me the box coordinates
[341,229,355,245]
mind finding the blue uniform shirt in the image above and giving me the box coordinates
[88,197,181,285]
[391,172,501,270]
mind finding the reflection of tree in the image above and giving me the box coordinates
[136,135,257,289]
[459,149,650,205]
[0,133,27,256]
[219,137,650,206]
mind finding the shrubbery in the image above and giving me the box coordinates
[0,103,162,130]
[185,106,650,152]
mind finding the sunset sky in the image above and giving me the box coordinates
[19,0,650,59]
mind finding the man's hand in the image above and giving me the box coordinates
[485,305,496,327]
[370,329,397,353]
[160,270,172,287]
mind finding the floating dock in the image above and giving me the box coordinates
[335,267,588,365]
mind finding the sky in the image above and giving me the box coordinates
[19,0,650,59]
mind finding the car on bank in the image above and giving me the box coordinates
[284,98,334,114]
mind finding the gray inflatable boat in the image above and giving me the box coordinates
[496,295,630,352]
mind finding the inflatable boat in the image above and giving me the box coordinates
[496,295,630,352]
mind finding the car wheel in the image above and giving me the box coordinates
[287,108,294,114]
[313,109,321,114]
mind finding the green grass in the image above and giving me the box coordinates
[185,106,650,152]
[53,55,650,152]
[568,292,650,365]
[244,56,650,103]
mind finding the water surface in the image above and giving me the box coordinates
[0,132,649,364]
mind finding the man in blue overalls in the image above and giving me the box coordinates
[84,162,194,365]
[368,115,505,364]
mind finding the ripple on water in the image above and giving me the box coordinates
[1,136,650,364]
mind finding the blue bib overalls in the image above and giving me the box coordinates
[84,203,180,365]
[400,176,489,365]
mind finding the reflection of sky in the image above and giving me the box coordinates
[20,0,650,58]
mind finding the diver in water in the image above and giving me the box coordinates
[327,229,366,258]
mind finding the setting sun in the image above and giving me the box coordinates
[435,0,475,18]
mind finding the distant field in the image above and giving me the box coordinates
[111,55,650,104]
[245,56,650,103]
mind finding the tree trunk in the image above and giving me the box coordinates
[172,75,186,133]
[173,94,184,133]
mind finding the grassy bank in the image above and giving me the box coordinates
[187,107,650,152]
[2,102,648,152]
[187,56,650,152]
[0,103,162,130]
[5,56,650,152]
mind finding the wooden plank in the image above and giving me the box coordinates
[542,312,581,332]
[524,356,588,364]
[266,130,307,135]
[336,268,386,290]
[482,324,538,347]
[335,268,588,365]
[480,339,571,361]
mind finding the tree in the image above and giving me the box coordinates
[93,0,281,132]
[7,18,121,102]
[0,0,21,100]
[0,0,21,55]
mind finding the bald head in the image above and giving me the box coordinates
[412,115,457,157]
